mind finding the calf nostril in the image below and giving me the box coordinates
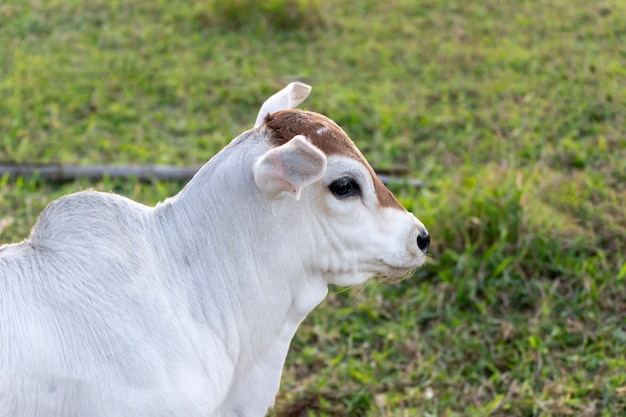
[417,230,430,253]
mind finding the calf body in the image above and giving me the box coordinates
[0,84,428,416]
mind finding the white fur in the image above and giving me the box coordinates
[0,84,427,416]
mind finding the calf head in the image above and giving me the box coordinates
[252,83,429,286]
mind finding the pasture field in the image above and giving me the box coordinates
[1,0,625,415]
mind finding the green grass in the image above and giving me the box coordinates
[1,0,625,415]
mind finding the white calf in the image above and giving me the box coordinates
[0,83,429,416]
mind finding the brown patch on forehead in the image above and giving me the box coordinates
[263,110,404,210]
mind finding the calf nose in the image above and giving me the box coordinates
[416,229,430,253]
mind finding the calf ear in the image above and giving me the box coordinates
[254,135,327,200]
[254,82,312,128]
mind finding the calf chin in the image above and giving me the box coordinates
[376,267,418,284]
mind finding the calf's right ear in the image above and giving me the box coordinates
[253,135,327,200]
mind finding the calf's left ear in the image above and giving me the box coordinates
[254,82,312,128]
[254,135,327,200]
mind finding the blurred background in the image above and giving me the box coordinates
[1,0,625,415]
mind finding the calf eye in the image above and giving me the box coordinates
[329,177,360,198]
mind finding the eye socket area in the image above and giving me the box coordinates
[329,176,361,199]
